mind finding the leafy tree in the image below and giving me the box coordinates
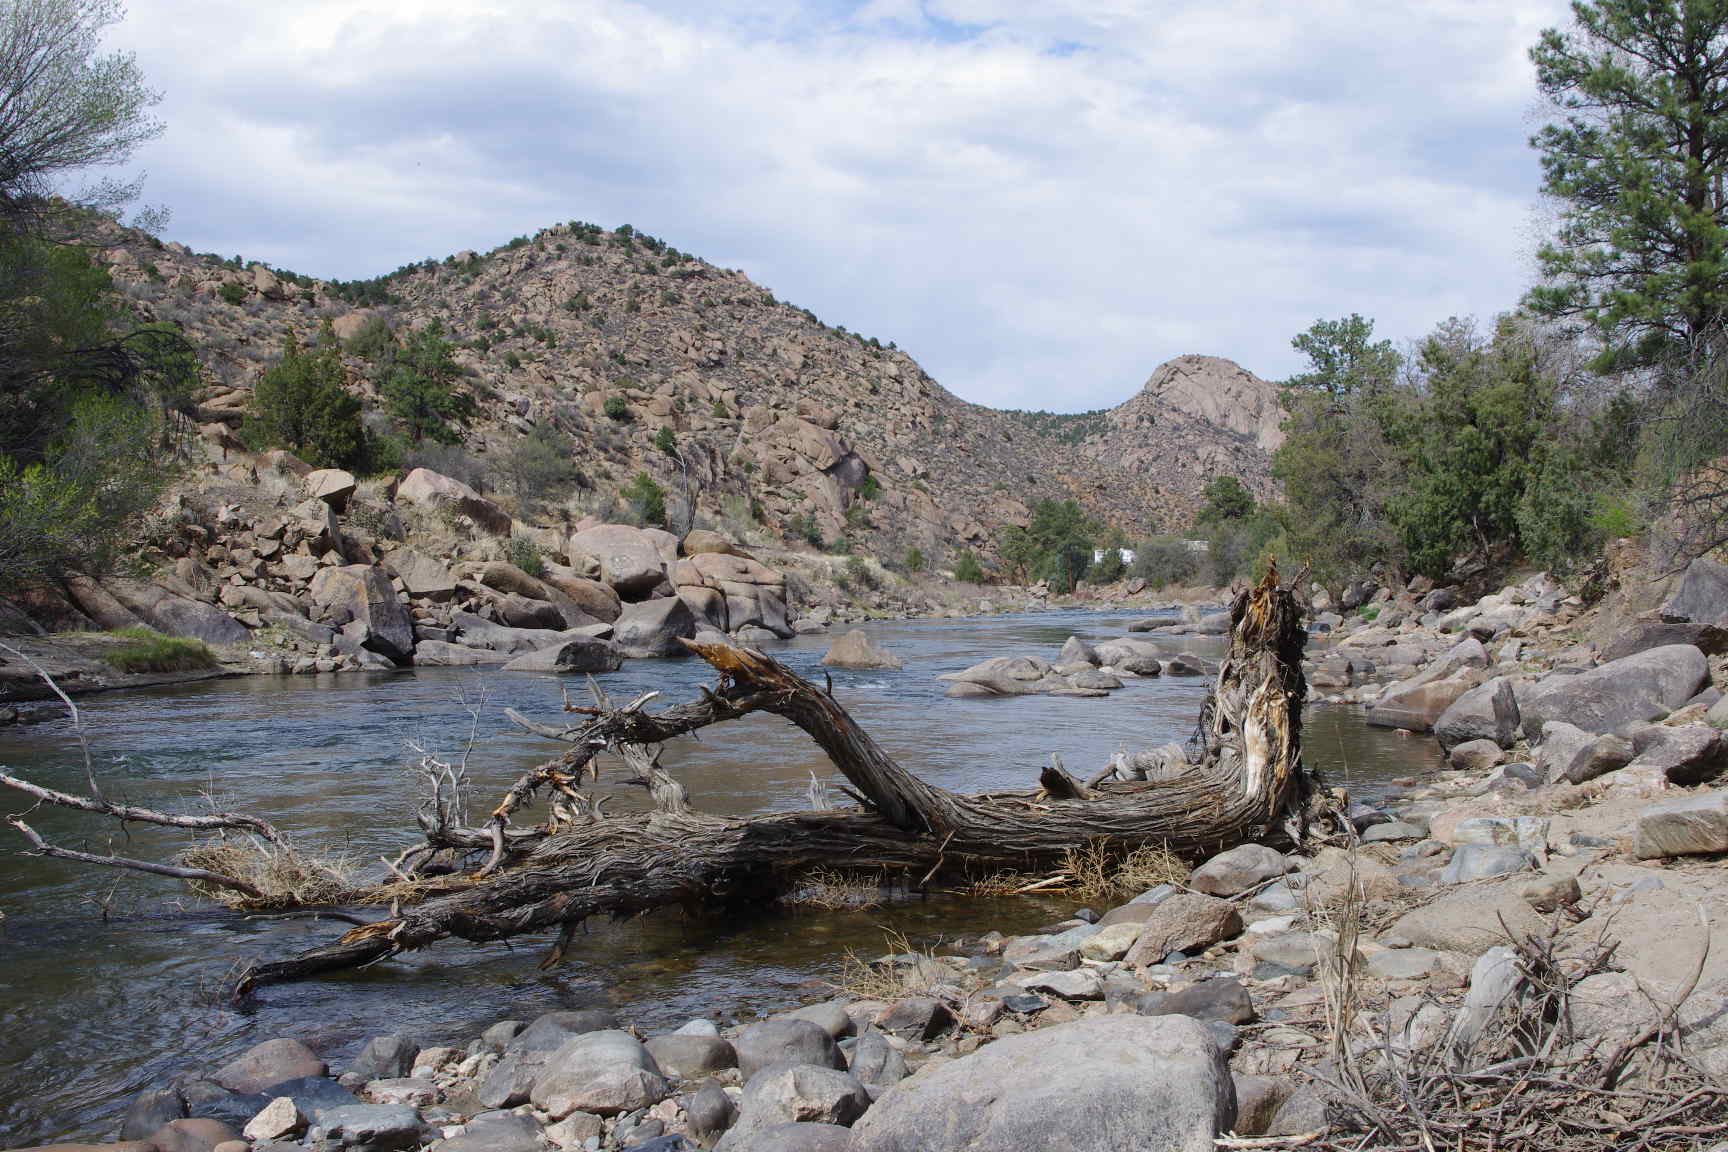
[0,0,164,226]
[1528,0,1728,366]
[1282,314,1401,397]
[1195,475,1255,525]
[998,524,1039,584]
[1388,317,1559,576]
[953,549,985,583]
[1129,536,1199,588]
[378,321,469,444]
[0,392,163,585]
[1027,499,1095,592]
[246,331,365,468]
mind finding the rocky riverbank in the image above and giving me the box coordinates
[0,446,1121,707]
[42,709,1725,1152]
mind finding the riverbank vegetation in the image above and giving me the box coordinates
[0,0,197,589]
[101,628,215,673]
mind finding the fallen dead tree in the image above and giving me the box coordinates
[0,568,1347,994]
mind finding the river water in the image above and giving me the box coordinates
[0,609,1439,1143]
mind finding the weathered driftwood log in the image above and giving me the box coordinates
[234,568,1343,992]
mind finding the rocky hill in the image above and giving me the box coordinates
[94,218,1278,562]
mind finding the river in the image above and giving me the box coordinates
[0,608,1439,1143]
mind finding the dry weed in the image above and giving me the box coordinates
[963,841,1187,902]
[178,837,356,909]
[830,927,943,1001]
[784,867,885,911]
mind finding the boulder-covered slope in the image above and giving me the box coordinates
[95,218,1277,559]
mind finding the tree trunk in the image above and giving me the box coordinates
[237,568,1341,992]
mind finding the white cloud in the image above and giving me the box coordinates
[108,0,1573,410]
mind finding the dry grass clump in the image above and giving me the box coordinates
[1287,848,1725,1152]
[784,867,885,911]
[964,841,1187,902]
[178,837,357,909]
[830,927,943,1001]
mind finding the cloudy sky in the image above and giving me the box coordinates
[109,0,1570,411]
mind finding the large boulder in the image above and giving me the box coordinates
[1367,673,1476,733]
[528,1029,669,1119]
[478,1009,621,1108]
[1434,677,1522,751]
[1389,879,1545,953]
[1519,645,1709,738]
[569,525,669,600]
[500,636,624,673]
[673,552,792,636]
[1187,845,1285,897]
[385,551,455,602]
[939,656,1068,697]
[849,1015,1234,1152]
[307,565,415,663]
[820,630,902,670]
[397,467,512,536]
[303,468,356,512]
[683,529,747,557]
[211,1038,326,1095]
[1660,558,1728,627]
[1537,721,1634,785]
[541,569,623,622]
[614,596,698,658]
[1602,620,1728,662]
[716,1063,871,1150]
[449,612,564,655]
[1633,792,1728,859]
[733,1020,846,1082]
[64,575,146,630]
[643,1034,737,1080]
[106,580,249,646]
[1123,893,1243,965]
[412,640,507,666]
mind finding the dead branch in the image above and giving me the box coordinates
[233,568,1344,992]
[0,770,288,845]
[7,815,265,898]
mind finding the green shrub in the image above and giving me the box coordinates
[904,546,925,573]
[217,282,246,305]
[244,331,366,468]
[377,321,470,445]
[604,395,631,421]
[845,555,877,590]
[858,474,881,500]
[502,424,583,514]
[1129,537,1199,588]
[507,536,545,578]
[799,511,823,546]
[345,314,394,360]
[104,629,216,673]
[654,425,677,454]
[710,399,729,419]
[954,549,985,583]
[505,351,521,370]
[620,471,667,526]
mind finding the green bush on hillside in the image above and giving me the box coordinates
[620,471,667,527]
[953,549,985,583]
[245,329,366,468]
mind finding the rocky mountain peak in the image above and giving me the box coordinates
[1132,354,1285,452]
